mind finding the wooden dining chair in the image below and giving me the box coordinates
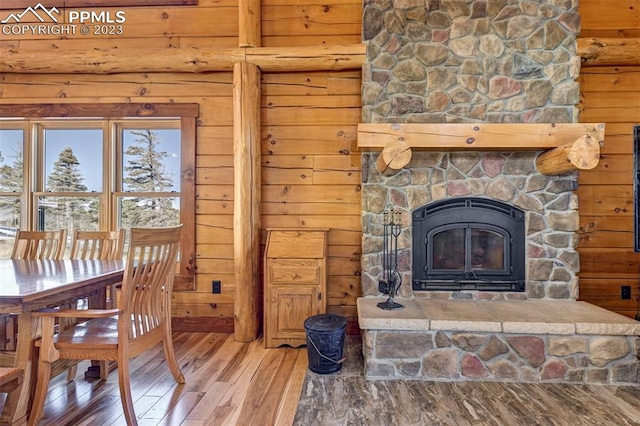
[65,229,126,381]
[70,229,126,307]
[69,229,125,261]
[29,225,184,426]
[0,367,23,413]
[3,230,68,353]
[11,229,68,260]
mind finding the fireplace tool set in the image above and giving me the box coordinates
[377,207,404,311]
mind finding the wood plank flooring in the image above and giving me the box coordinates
[36,332,308,426]
[19,332,640,425]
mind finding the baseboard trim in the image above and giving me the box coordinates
[171,317,360,335]
[172,317,234,333]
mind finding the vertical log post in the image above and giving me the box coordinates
[233,0,262,342]
[233,62,262,342]
[239,0,261,48]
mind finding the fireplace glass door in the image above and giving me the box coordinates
[432,226,506,272]
[413,197,525,292]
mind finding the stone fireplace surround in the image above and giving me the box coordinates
[357,0,640,384]
[361,150,580,301]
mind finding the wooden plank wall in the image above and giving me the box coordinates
[261,70,362,325]
[260,0,363,327]
[578,0,640,318]
[0,1,363,331]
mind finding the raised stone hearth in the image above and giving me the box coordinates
[358,298,640,384]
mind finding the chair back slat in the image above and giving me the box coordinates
[11,230,68,260]
[119,226,181,341]
[70,229,125,261]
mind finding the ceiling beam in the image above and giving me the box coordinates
[0,35,632,75]
[578,38,640,67]
[0,44,365,74]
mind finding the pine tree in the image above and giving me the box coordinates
[0,146,23,228]
[44,147,91,231]
[47,147,88,192]
[122,129,179,228]
[0,146,23,192]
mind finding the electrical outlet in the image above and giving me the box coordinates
[621,285,631,300]
[212,280,221,294]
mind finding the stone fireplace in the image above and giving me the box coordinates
[360,0,582,300]
[357,0,640,384]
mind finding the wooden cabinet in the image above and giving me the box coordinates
[264,228,328,348]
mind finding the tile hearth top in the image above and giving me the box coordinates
[357,297,640,336]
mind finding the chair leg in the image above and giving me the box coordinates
[109,284,118,309]
[117,357,137,426]
[66,364,77,382]
[162,323,185,384]
[28,361,52,426]
[99,360,110,380]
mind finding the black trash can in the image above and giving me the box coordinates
[304,314,347,374]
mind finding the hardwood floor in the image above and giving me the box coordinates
[21,332,640,426]
[37,332,308,425]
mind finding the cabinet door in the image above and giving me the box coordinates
[267,259,321,285]
[267,286,321,342]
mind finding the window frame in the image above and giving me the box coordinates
[34,120,106,232]
[0,103,197,290]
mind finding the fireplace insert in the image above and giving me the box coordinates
[412,197,525,292]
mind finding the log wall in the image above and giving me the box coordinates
[577,0,640,318]
[0,1,363,331]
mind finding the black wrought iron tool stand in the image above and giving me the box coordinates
[377,208,404,311]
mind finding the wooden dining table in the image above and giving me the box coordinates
[0,258,124,425]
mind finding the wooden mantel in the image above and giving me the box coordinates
[358,123,605,150]
[359,123,605,176]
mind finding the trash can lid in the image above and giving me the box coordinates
[304,314,347,332]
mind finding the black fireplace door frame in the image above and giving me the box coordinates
[412,197,526,292]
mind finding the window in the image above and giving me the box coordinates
[0,127,23,257]
[38,124,104,233]
[0,103,197,290]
